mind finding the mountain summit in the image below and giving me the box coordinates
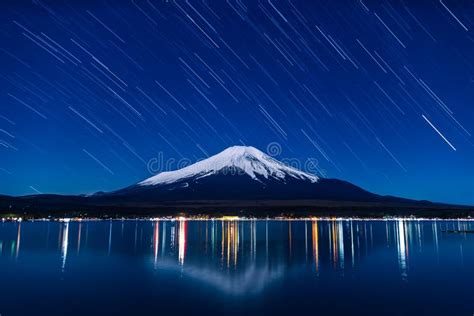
[139,145,319,186]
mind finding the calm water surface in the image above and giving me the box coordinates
[1,219,473,315]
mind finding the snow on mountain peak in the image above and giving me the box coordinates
[139,145,319,186]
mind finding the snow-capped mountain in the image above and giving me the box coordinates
[111,145,390,203]
[0,145,454,215]
[139,146,319,186]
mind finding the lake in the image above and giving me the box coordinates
[1,219,473,315]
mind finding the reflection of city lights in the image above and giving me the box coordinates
[251,221,256,260]
[178,219,187,266]
[304,221,308,259]
[226,221,239,267]
[350,221,355,267]
[108,221,112,255]
[338,221,344,269]
[77,223,82,254]
[216,221,243,268]
[432,222,439,256]
[288,221,292,258]
[153,221,160,265]
[396,220,408,279]
[161,221,166,257]
[227,222,230,267]
[211,221,215,254]
[221,221,224,264]
[312,220,319,272]
[331,221,338,268]
[266,220,269,258]
[170,223,175,249]
[61,222,69,271]
[15,223,21,259]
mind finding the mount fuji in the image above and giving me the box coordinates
[107,146,407,203]
[1,145,468,217]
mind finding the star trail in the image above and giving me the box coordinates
[0,0,473,204]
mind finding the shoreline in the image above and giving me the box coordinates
[2,215,474,222]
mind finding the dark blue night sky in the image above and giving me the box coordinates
[0,0,473,205]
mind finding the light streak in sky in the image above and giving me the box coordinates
[439,0,468,31]
[83,149,115,175]
[422,115,456,151]
[375,137,407,172]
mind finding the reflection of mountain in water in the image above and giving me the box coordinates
[153,258,285,295]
